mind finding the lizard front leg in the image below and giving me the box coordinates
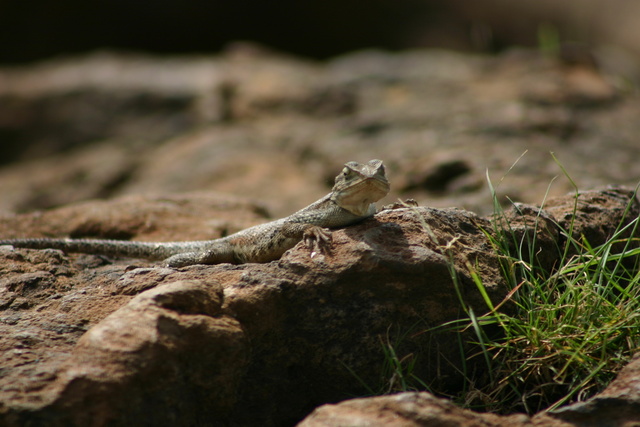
[233,222,334,264]
[235,222,334,263]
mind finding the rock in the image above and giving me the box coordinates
[222,205,508,425]
[1,48,640,217]
[1,280,248,426]
[0,192,272,242]
[497,186,640,273]
[397,157,473,193]
[298,392,537,427]
[0,187,638,426]
[544,186,640,252]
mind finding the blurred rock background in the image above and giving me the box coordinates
[0,0,639,218]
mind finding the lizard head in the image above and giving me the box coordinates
[331,159,390,216]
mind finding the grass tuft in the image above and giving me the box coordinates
[448,163,640,414]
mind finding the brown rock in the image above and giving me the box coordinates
[544,186,640,252]
[298,392,537,427]
[1,48,640,218]
[1,187,638,426]
[1,280,248,426]
[0,192,271,242]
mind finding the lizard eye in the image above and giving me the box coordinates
[342,167,351,177]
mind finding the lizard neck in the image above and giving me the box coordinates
[334,199,377,216]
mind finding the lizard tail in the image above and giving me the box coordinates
[0,238,184,261]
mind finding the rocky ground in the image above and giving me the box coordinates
[0,46,639,425]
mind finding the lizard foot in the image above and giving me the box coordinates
[302,226,332,257]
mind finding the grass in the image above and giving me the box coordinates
[371,159,640,415]
[442,166,640,414]
[460,227,640,413]
[537,22,561,58]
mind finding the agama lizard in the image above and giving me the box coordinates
[0,160,390,267]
